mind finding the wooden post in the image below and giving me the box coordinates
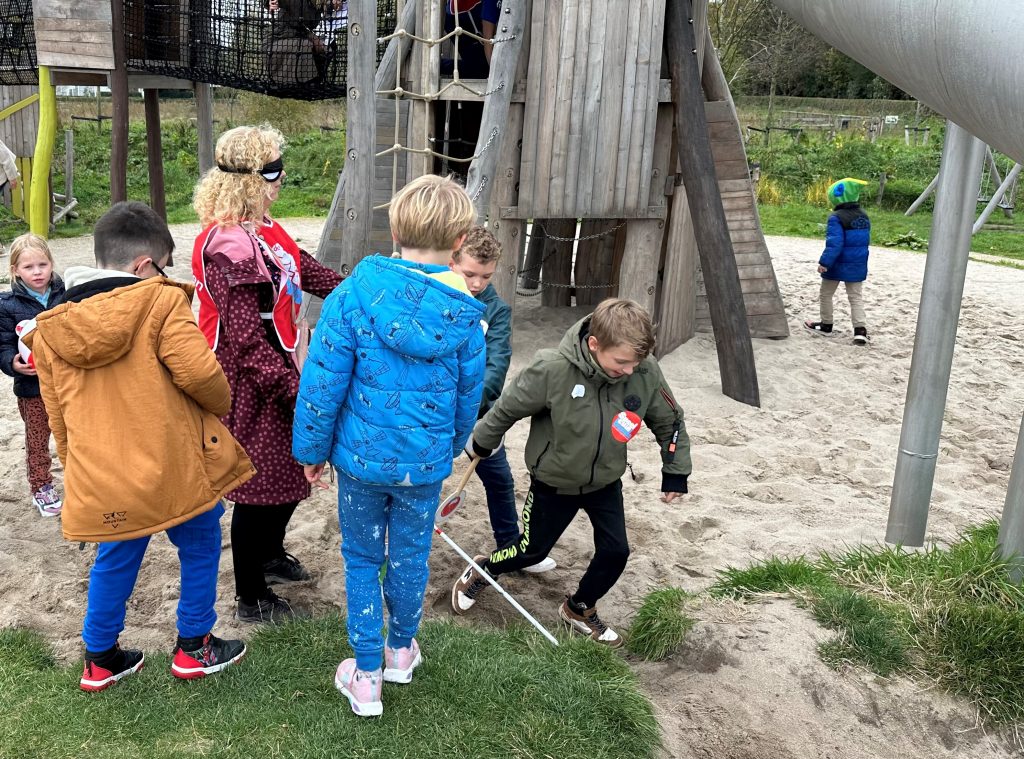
[194,82,215,175]
[998,412,1024,583]
[665,0,759,406]
[110,0,129,204]
[574,219,621,307]
[486,103,526,307]
[540,219,575,307]
[877,171,887,207]
[29,68,57,237]
[520,222,547,290]
[618,219,666,315]
[466,0,527,217]
[886,122,986,547]
[143,90,167,222]
[341,0,378,268]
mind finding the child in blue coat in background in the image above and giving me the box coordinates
[293,175,485,717]
[804,177,872,345]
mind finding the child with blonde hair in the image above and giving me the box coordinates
[294,174,486,717]
[0,233,65,515]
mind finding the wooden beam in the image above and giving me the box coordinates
[540,219,576,308]
[618,219,666,314]
[467,0,528,218]
[143,90,166,223]
[194,82,215,175]
[665,0,759,406]
[341,0,379,268]
[109,0,129,204]
[486,103,527,307]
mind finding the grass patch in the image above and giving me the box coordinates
[711,521,1024,727]
[626,587,696,661]
[0,617,660,759]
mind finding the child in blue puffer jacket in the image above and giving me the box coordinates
[293,175,485,718]
[804,177,872,345]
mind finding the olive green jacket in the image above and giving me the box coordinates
[474,316,691,495]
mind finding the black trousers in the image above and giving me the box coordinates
[485,479,629,608]
[231,500,299,604]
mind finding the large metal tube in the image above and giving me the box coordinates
[770,1,1024,163]
[886,122,986,546]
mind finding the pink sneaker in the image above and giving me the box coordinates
[383,639,422,684]
[334,659,383,717]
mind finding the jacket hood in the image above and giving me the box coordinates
[30,277,195,369]
[63,265,140,291]
[350,256,484,360]
[557,315,624,385]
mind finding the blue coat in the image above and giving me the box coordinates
[476,284,512,416]
[0,275,65,398]
[293,255,486,487]
[819,203,871,282]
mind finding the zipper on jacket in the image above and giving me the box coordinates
[532,441,551,478]
[588,384,607,487]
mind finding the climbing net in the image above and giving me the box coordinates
[374,1,517,210]
[0,0,36,86]
[123,1,396,101]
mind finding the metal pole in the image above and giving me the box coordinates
[905,173,939,216]
[998,412,1024,583]
[973,163,1022,233]
[886,121,986,546]
[194,82,215,175]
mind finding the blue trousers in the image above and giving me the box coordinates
[338,477,442,671]
[82,502,225,653]
[475,446,520,548]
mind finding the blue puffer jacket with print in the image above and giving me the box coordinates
[293,255,486,487]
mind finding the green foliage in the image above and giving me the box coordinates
[719,522,1024,727]
[0,617,660,759]
[625,587,696,661]
[881,231,928,250]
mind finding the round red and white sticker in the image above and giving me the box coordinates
[437,494,462,521]
[610,411,642,443]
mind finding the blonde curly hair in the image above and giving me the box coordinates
[192,124,286,227]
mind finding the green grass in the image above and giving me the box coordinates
[625,587,696,661]
[710,521,1024,726]
[0,617,660,759]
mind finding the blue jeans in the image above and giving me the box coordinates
[475,446,520,548]
[338,477,442,671]
[82,502,225,653]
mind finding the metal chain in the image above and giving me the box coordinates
[533,220,626,243]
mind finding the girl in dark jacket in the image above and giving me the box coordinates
[0,233,65,515]
[804,178,872,345]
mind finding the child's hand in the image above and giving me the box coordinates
[12,355,36,376]
[817,265,827,273]
[304,463,330,490]
[660,492,683,504]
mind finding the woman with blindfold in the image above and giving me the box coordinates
[192,125,343,624]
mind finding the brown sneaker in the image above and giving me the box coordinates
[558,597,623,648]
[450,555,491,615]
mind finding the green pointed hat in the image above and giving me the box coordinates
[828,177,869,205]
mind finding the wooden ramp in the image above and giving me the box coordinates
[695,100,789,339]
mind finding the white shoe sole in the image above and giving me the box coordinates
[36,503,62,517]
[80,654,145,692]
[335,671,383,717]
[558,606,623,647]
[171,645,246,679]
[383,650,422,684]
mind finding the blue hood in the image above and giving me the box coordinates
[351,256,484,360]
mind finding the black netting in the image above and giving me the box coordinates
[124,1,396,101]
[0,0,37,86]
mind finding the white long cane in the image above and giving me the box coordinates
[436,458,559,647]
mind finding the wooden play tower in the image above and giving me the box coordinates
[318,0,788,406]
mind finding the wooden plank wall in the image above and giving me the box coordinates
[695,99,789,339]
[32,1,115,70]
[518,0,667,219]
[0,85,39,157]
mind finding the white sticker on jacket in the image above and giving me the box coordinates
[571,384,585,399]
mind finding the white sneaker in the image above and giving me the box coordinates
[521,556,557,574]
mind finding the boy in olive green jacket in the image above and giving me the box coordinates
[450,298,691,646]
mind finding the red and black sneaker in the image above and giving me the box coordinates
[80,644,144,692]
[171,633,246,680]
